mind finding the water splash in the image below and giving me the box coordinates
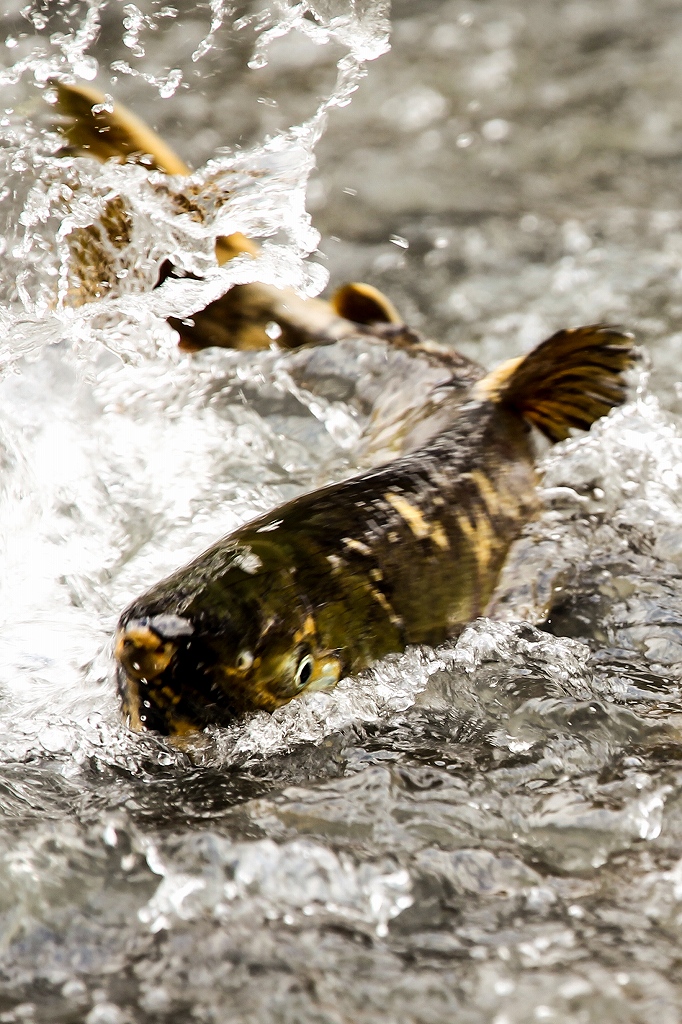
[0,0,389,369]
[139,835,412,938]
[1,1,682,1021]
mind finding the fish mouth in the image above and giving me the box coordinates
[305,656,342,694]
[115,614,194,684]
[115,614,199,735]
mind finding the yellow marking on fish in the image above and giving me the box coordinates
[465,470,501,518]
[472,355,523,402]
[385,493,428,538]
[463,469,524,525]
[501,493,523,522]
[429,521,450,551]
[161,686,181,706]
[343,537,372,557]
[370,567,384,582]
[367,583,403,628]
[115,625,176,682]
[457,510,495,577]
[121,676,144,732]
[294,615,317,644]
[385,492,450,551]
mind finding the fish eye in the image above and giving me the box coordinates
[236,649,254,671]
[294,654,314,690]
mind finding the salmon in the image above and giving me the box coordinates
[115,325,636,735]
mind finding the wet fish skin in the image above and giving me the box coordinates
[116,326,636,736]
[117,406,534,734]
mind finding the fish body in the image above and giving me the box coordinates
[116,326,636,735]
[51,82,485,462]
[49,83,416,353]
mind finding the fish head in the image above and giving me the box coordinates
[115,557,343,736]
[219,611,344,714]
[115,611,201,735]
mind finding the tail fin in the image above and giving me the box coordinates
[474,325,637,442]
[52,81,190,175]
[50,82,259,261]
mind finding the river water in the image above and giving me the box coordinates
[1,1,682,1021]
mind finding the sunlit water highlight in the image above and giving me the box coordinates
[1,1,682,1022]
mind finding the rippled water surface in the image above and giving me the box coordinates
[2,1,682,1021]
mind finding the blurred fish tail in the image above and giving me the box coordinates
[50,84,434,359]
[51,81,258,260]
[52,80,191,175]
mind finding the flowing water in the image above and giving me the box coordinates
[1,1,682,1021]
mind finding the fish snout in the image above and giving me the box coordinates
[115,614,193,683]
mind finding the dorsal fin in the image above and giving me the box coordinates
[474,325,637,442]
[330,282,403,326]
